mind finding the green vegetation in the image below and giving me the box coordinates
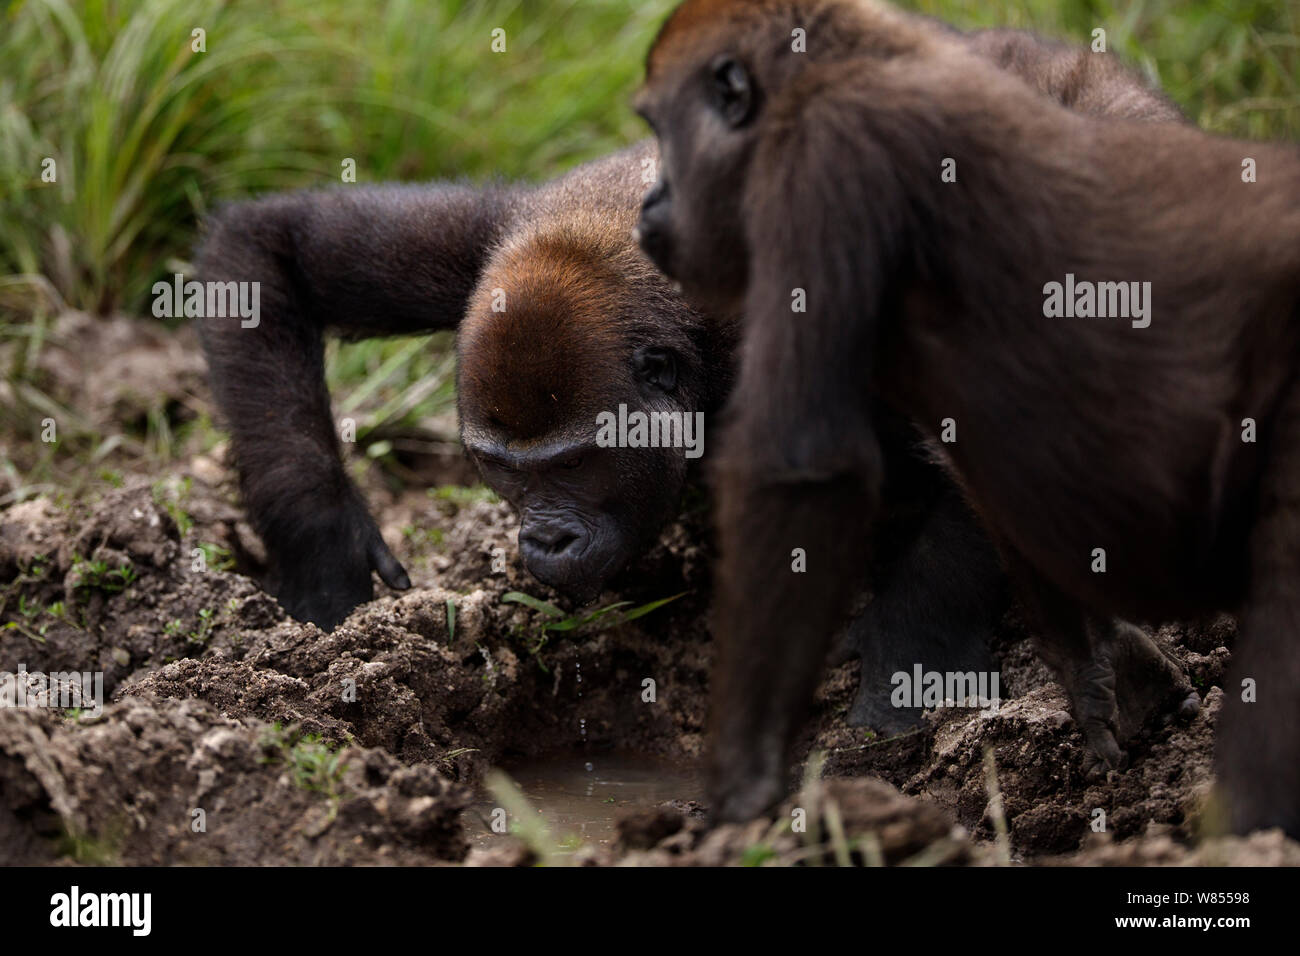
[70,555,137,595]
[907,0,1298,140]
[484,769,570,866]
[502,589,685,663]
[195,541,235,572]
[429,484,500,511]
[3,593,51,643]
[0,0,1295,482]
[165,605,216,646]
[259,723,348,803]
[56,823,123,866]
[151,477,194,535]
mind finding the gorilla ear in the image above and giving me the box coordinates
[633,346,678,392]
[710,55,755,127]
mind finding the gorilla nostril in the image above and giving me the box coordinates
[521,526,585,560]
[549,533,578,555]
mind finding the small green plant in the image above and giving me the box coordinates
[500,590,685,670]
[485,770,575,866]
[2,593,55,643]
[56,824,123,866]
[196,542,237,572]
[166,607,218,646]
[188,608,216,646]
[503,591,684,637]
[17,594,40,620]
[740,844,778,867]
[150,478,194,536]
[70,556,137,596]
[259,723,347,804]
[2,619,46,644]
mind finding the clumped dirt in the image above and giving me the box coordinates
[1,315,1295,866]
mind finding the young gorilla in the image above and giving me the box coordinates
[197,19,1182,737]
[635,0,1300,832]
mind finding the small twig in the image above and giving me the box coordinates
[982,745,1012,866]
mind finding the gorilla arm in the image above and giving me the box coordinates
[196,183,517,628]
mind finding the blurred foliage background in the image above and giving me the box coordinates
[0,0,1297,489]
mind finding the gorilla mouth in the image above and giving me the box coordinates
[523,545,628,608]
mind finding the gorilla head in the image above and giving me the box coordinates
[457,212,733,603]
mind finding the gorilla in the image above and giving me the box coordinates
[196,19,1181,739]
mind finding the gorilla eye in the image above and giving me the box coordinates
[709,55,754,127]
[558,456,584,470]
[633,346,678,392]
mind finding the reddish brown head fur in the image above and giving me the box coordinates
[645,0,926,87]
[457,226,634,442]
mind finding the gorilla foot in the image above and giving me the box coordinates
[1111,621,1200,740]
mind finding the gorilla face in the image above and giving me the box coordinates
[468,436,686,604]
[457,266,704,604]
[635,52,764,314]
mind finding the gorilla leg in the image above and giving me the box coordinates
[1008,560,1128,776]
[1009,556,1196,777]
[708,473,874,823]
[1217,385,1300,836]
[847,488,1006,733]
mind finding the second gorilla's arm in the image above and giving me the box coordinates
[196,184,517,628]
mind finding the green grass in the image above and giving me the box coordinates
[56,822,124,865]
[903,0,1299,138]
[2,0,1287,326]
[501,589,685,666]
[69,555,138,595]
[0,0,674,321]
[0,0,1296,484]
[259,722,348,802]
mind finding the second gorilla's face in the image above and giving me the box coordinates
[455,256,701,605]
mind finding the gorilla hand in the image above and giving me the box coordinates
[269,491,410,630]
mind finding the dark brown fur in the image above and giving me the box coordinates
[195,12,1195,777]
[637,0,1299,830]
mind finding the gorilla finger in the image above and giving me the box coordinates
[369,535,411,590]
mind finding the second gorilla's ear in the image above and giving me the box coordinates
[634,346,678,392]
